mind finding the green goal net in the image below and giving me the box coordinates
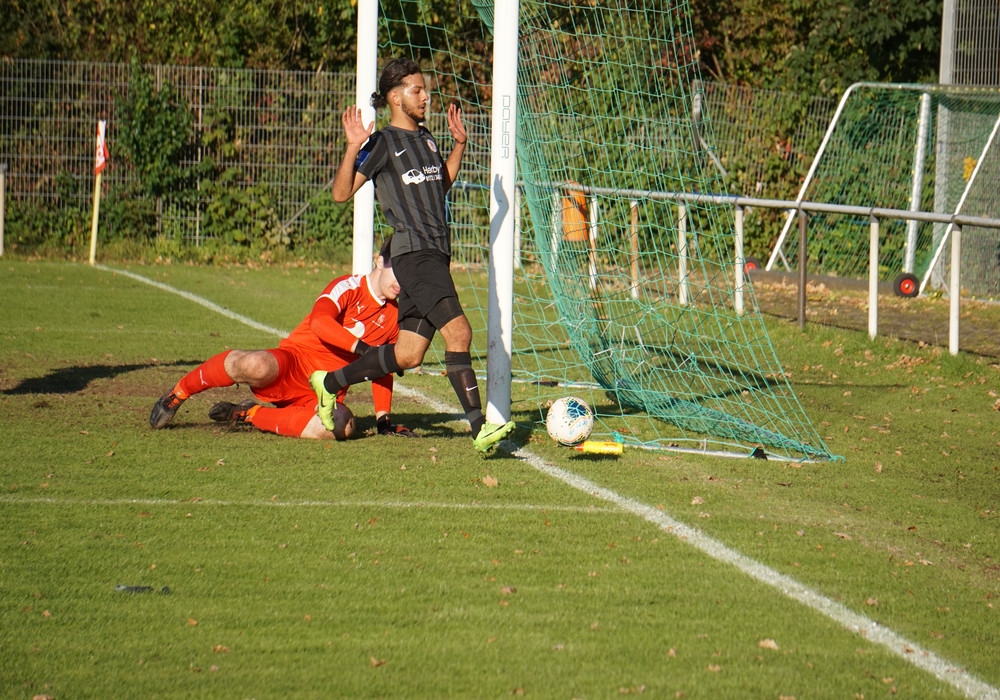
[376,1,835,461]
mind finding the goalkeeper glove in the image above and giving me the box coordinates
[377,415,417,438]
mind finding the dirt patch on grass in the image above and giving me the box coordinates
[750,271,1000,359]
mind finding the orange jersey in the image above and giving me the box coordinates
[252,273,398,415]
[281,273,399,364]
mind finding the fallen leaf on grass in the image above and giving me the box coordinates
[758,639,779,650]
[500,586,517,595]
[187,618,198,626]
[369,656,386,667]
[691,496,704,505]
[706,664,721,673]
[213,645,230,653]
[483,475,498,488]
[833,532,852,540]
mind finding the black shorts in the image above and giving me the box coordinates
[393,249,464,336]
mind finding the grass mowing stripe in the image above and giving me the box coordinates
[0,495,616,514]
[99,263,1000,700]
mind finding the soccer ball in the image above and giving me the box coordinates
[546,396,594,446]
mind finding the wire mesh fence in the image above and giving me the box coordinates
[0,58,948,280]
[0,60,356,248]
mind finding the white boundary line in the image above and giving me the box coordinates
[98,263,998,699]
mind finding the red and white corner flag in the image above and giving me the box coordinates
[94,120,109,175]
[90,120,109,265]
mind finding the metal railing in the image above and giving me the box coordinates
[545,182,1000,356]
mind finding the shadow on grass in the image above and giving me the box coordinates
[2,360,200,396]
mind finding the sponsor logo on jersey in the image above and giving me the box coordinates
[402,168,426,185]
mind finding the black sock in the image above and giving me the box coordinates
[324,345,401,393]
[445,351,485,438]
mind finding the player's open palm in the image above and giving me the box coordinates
[342,106,374,147]
[447,101,467,145]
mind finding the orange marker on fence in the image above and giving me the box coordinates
[574,440,624,455]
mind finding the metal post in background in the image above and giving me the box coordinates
[678,203,689,306]
[798,208,807,329]
[950,224,962,355]
[734,204,745,316]
[629,199,640,299]
[868,215,880,339]
[0,163,6,258]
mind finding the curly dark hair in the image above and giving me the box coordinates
[371,58,422,110]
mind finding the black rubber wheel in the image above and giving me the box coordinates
[892,272,920,298]
[744,256,762,274]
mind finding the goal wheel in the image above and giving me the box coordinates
[892,272,919,298]
[744,256,762,274]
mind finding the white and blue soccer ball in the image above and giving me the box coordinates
[546,396,594,446]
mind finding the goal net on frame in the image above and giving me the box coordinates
[361,0,835,461]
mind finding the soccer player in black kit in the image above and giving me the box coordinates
[311,58,516,453]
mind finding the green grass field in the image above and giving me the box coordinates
[1,258,998,699]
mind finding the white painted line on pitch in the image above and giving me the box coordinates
[508,448,999,700]
[0,495,615,515]
[96,264,291,339]
[101,264,999,700]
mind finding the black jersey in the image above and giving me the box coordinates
[356,125,451,258]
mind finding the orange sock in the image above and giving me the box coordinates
[248,405,315,437]
[174,351,234,399]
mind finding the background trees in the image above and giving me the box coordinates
[3,0,943,93]
[691,0,942,95]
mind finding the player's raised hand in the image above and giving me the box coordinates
[447,101,468,146]
[342,105,374,147]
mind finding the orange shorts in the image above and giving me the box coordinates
[251,348,349,408]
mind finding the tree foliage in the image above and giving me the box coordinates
[3,0,942,93]
[692,0,942,95]
[0,0,360,70]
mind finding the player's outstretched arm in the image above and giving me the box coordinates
[332,105,374,203]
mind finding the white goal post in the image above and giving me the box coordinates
[352,1,518,424]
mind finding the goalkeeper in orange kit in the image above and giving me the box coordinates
[149,240,415,439]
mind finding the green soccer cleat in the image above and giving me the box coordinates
[310,371,337,431]
[149,392,184,429]
[473,420,516,453]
